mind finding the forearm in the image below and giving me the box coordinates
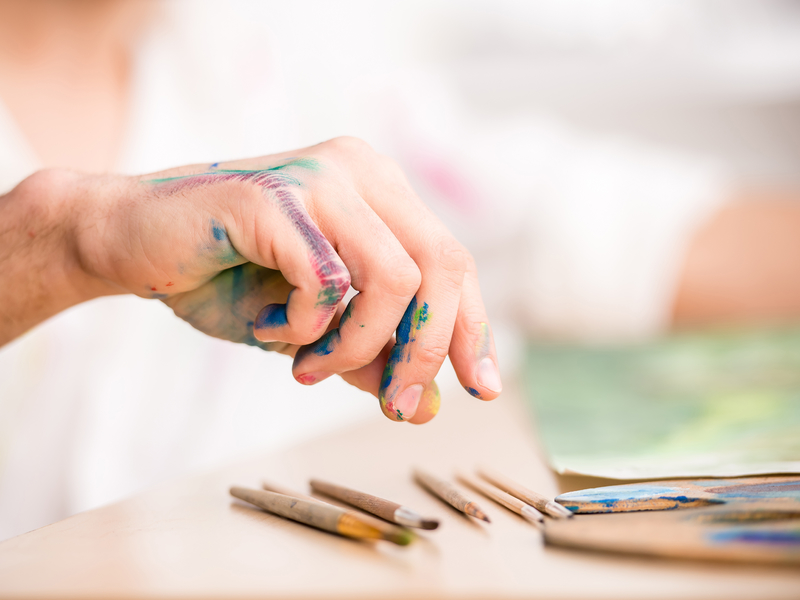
[0,170,111,346]
[672,192,800,328]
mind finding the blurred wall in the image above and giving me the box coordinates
[257,0,800,185]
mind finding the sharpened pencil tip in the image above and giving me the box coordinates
[465,501,491,523]
[522,504,545,524]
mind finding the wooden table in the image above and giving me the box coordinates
[1,382,798,599]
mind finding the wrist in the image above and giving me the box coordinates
[0,169,114,345]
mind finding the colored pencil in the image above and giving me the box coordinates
[310,478,439,530]
[413,468,490,523]
[261,480,415,546]
[457,472,544,526]
[477,467,573,518]
[230,486,384,541]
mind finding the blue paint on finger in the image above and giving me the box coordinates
[255,304,288,329]
[310,329,340,356]
[464,386,483,399]
[380,296,432,420]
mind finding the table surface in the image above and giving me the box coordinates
[1,382,798,600]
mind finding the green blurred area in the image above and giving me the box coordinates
[523,327,800,479]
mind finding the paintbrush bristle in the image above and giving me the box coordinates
[420,519,440,530]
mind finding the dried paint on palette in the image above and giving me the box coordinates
[556,484,724,513]
[708,527,800,546]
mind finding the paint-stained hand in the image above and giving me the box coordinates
[72,137,502,422]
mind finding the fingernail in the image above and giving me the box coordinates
[393,384,423,421]
[409,382,441,425]
[296,372,332,385]
[477,357,502,393]
[254,304,288,330]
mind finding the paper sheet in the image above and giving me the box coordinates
[523,327,800,480]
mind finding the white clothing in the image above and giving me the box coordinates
[0,1,730,540]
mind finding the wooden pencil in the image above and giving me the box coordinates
[310,478,439,530]
[457,472,544,526]
[477,467,573,518]
[261,480,415,546]
[413,468,490,523]
[230,486,384,541]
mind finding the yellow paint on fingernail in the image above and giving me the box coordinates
[475,322,491,359]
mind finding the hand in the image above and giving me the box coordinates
[5,137,503,423]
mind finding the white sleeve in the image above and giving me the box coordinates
[481,118,731,342]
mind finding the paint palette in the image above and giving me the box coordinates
[544,476,800,564]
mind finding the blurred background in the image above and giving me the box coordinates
[1,0,799,540]
[272,0,800,185]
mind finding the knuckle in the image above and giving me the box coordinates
[295,328,324,346]
[323,135,374,157]
[413,341,449,370]
[341,347,379,370]
[377,154,407,180]
[318,266,351,306]
[383,257,422,299]
[430,235,468,278]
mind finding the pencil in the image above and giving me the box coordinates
[231,486,384,540]
[261,480,415,546]
[310,478,439,530]
[413,468,490,523]
[457,472,543,526]
[476,467,573,518]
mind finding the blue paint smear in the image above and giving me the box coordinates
[709,528,800,546]
[210,162,220,168]
[464,386,483,399]
[708,481,800,500]
[311,329,339,356]
[339,297,356,328]
[415,302,429,329]
[379,295,428,404]
[211,220,228,242]
[395,298,417,345]
[560,486,679,503]
[255,304,288,329]
[150,292,168,300]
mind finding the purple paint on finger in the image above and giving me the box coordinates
[147,158,350,332]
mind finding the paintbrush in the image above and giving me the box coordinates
[230,486,384,541]
[477,466,573,518]
[310,478,439,530]
[261,480,415,546]
[413,468,490,523]
[457,472,544,526]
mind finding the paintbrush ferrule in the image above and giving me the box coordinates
[393,506,439,530]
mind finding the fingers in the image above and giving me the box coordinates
[338,151,499,413]
[290,187,422,391]
[248,174,352,345]
[447,266,502,400]
[336,344,442,425]
[375,274,461,423]
[164,262,294,353]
